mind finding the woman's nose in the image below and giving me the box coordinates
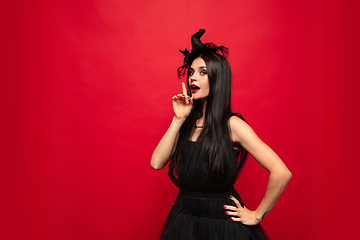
[190,74,197,82]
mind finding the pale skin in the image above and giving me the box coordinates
[151,57,292,226]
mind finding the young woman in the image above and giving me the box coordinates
[151,29,291,240]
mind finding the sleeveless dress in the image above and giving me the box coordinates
[157,113,269,240]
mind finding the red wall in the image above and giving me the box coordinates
[1,1,359,239]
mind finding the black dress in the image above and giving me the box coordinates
[157,113,269,240]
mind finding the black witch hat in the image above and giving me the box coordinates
[177,29,229,78]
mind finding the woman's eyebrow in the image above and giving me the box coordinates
[189,66,207,71]
[195,66,207,70]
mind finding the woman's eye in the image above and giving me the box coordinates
[189,71,194,76]
[200,70,207,75]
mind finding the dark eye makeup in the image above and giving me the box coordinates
[189,68,207,76]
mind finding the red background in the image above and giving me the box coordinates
[1,1,360,239]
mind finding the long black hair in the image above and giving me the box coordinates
[169,52,247,185]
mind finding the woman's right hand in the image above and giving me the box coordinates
[172,82,193,119]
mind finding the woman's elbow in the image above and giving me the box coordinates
[150,157,165,170]
[150,162,163,170]
[281,168,292,183]
[272,167,292,183]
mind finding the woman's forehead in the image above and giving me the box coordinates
[190,57,206,69]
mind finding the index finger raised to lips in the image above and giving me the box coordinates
[182,82,187,96]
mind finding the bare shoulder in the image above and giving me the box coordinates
[228,115,252,136]
[228,115,290,175]
[228,115,260,146]
[229,115,248,128]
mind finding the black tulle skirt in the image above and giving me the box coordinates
[157,188,269,240]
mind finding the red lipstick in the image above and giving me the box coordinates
[191,84,200,93]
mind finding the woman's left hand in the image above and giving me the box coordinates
[223,196,261,226]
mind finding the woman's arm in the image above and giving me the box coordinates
[224,116,292,225]
[150,83,193,170]
[150,117,184,170]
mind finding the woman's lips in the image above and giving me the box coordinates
[191,85,200,93]
[191,88,200,93]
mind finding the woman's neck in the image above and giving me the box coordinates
[196,115,205,125]
[201,98,207,116]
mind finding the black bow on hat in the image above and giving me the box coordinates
[177,29,229,78]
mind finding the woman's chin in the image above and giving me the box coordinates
[193,95,208,102]
[192,95,199,100]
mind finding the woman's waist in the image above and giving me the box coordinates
[179,187,236,198]
[172,188,242,218]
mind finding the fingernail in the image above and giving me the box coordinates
[230,195,233,198]
[225,212,228,215]
[223,206,226,209]
[230,217,233,220]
